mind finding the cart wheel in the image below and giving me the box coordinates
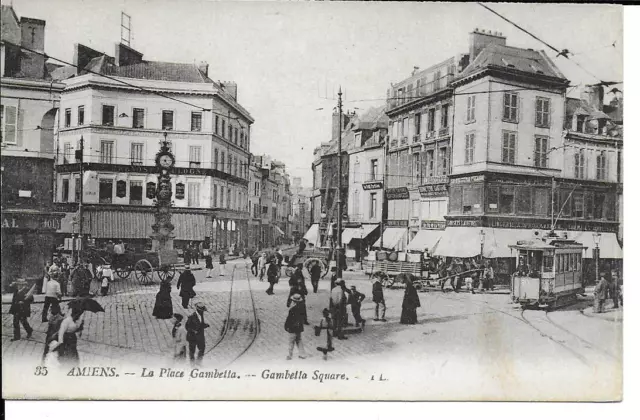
[158,265,175,282]
[304,258,326,278]
[115,267,131,279]
[134,259,154,284]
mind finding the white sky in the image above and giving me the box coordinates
[5,0,623,187]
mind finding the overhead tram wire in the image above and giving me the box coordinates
[2,40,243,122]
[476,2,606,83]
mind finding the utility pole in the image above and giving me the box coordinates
[336,87,344,279]
[77,135,85,264]
[380,137,388,250]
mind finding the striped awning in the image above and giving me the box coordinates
[82,209,208,241]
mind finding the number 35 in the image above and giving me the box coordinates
[34,366,48,376]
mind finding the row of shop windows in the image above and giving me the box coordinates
[449,183,617,220]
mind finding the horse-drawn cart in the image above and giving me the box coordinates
[81,247,180,284]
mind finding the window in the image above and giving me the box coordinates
[221,152,225,171]
[228,155,232,174]
[466,95,475,122]
[534,188,550,216]
[146,182,156,199]
[438,147,448,175]
[534,136,548,168]
[500,186,515,214]
[535,97,550,127]
[99,179,113,204]
[214,149,219,170]
[353,160,360,184]
[370,159,378,181]
[161,110,174,130]
[131,108,144,129]
[64,108,71,127]
[130,181,143,205]
[413,153,422,184]
[572,191,584,218]
[131,143,144,165]
[221,120,226,138]
[213,185,218,207]
[594,192,605,219]
[61,178,69,202]
[584,191,594,219]
[234,127,238,144]
[574,149,585,179]
[449,185,462,213]
[441,104,449,128]
[74,176,81,202]
[464,133,475,164]
[116,180,127,198]
[100,141,114,164]
[426,150,434,177]
[414,113,421,135]
[0,105,17,144]
[462,185,482,214]
[215,116,219,134]
[370,193,378,219]
[353,190,359,216]
[596,152,607,180]
[102,105,115,126]
[188,183,200,207]
[427,108,435,132]
[63,142,72,164]
[516,186,532,214]
[227,187,231,208]
[228,124,233,140]
[77,106,85,126]
[503,92,518,122]
[576,115,586,133]
[402,118,409,138]
[487,186,499,212]
[189,146,202,168]
[502,131,516,164]
[191,112,202,132]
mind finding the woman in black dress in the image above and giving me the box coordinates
[400,275,421,325]
[152,277,174,319]
[57,307,84,367]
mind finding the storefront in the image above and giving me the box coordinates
[1,210,64,292]
[341,223,380,260]
[372,220,409,251]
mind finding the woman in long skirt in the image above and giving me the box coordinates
[57,308,84,367]
[400,275,421,325]
[152,278,174,319]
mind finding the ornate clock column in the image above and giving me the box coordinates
[150,132,177,252]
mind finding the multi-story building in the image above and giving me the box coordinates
[248,163,263,249]
[345,106,388,260]
[1,6,66,291]
[381,54,469,253]
[290,177,312,243]
[434,29,622,282]
[52,42,253,252]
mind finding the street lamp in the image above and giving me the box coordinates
[593,232,602,284]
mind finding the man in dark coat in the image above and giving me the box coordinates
[183,244,191,265]
[9,279,34,341]
[177,265,196,309]
[309,262,322,293]
[185,303,208,365]
[400,275,421,325]
[288,264,305,288]
[298,239,307,256]
[330,279,348,339]
[70,263,92,297]
[372,276,386,322]
[41,304,64,362]
[287,277,309,325]
[266,258,280,295]
[594,275,608,313]
[284,294,307,360]
[348,285,366,327]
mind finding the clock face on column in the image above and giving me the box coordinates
[156,152,175,169]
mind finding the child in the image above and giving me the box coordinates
[99,264,114,296]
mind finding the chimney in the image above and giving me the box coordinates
[221,81,238,100]
[580,85,604,111]
[412,66,420,76]
[115,42,144,66]
[20,17,46,52]
[469,28,507,62]
[332,111,351,140]
[198,61,209,77]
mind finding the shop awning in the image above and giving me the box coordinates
[372,227,408,251]
[341,224,379,245]
[433,227,537,258]
[407,230,443,253]
[481,228,537,258]
[273,225,285,236]
[303,224,320,246]
[567,231,622,259]
[173,213,208,241]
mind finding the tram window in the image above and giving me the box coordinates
[564,255,570,272]
[556,255,563,273]
[543,255,553,272]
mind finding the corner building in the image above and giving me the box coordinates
[53,42,253,252]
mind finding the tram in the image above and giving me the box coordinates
[509,233,586,309]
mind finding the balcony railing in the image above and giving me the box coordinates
[438,127,450,137]
[387,73,454,110]
[400,136,408,146]
[413,134,420,143]
[390,138,398,148]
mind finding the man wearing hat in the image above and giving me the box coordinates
[42,269,62,322]
[347,285,366,328]
[9,279,34,341]
[284,294,308,360]
[309,260,322,293]
[330,279,347,340]
[177,265,197,309]
[185,303,209,364]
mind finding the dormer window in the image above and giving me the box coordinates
[576,115,586,133]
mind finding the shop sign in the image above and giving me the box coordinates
[450,175,485,184]
[447,218,481,227]
[418,184,448,197]
[386,219,409,227]
[421,220,446,230]
[385,187,410,200]
[2,214,62,230]
[362,181,383,190]
[422,175,448,185]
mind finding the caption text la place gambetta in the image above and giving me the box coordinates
[60,366,354,383]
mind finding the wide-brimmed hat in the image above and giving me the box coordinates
[195,303,207,312]
[350,285,357,290]
[184,265,191,270]
[173,313,184,321]
[290,294,303,303]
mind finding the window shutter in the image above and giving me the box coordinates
[116,180,127,198]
